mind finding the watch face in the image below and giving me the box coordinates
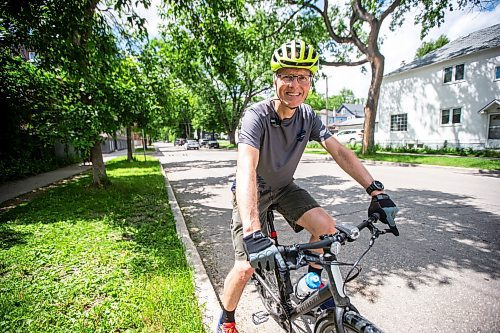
[366,181,384,194]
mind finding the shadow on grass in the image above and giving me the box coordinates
[0,158,188,276]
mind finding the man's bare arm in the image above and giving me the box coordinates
[236,143,261,236]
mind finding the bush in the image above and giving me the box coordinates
[376,145,500,158]
[306,141,322,149]
[0,154,82,184]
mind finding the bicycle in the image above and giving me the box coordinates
[251,209,398,333]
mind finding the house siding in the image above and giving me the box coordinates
[376,47,500,149]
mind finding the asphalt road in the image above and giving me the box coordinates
[157,142,500,333]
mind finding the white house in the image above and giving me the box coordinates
[376,23,500,149]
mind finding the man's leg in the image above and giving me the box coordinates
[296,207,336,271]
[222,260,254,311]
[296,206,336,241]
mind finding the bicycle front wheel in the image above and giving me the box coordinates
[314,310,383,333]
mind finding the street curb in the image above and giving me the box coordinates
[159,162,221,333]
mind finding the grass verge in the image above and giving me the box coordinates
[0,156,205,333]
[304,148,500,170]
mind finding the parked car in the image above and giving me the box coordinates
[208,139,219,149]
[199,138,209,148]
[174,138,186,146]
[184,139,200,150]
[334,129,364,145]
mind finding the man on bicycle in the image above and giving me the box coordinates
[218,40,398,333]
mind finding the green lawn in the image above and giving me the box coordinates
[304,148,500,170]
[0,157,205,333]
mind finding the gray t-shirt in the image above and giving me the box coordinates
[238,98,332,191]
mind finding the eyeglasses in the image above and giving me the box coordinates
[276,74,312,85]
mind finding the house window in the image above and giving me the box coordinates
[443,64,465,83]
[495,66,500,80]
[444,67,453,83]
[488,114,500,139]
[441,108,462,125]
[390,114,407,131]
[455,64,464,81]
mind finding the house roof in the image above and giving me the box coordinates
[386,23,500,77]
[478,99,500,114]
[337,103,364,117]
[333,117,365,126]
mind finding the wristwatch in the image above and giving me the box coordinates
[366,180,384,195]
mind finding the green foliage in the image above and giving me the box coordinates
[0,154,81,185]
[0,157,205,332]
[415,35,450,58]
[0,0,154,182]
[306,141,322,149]
[157,1,297,142]
[376,145,500,158]
[307,88,362,111]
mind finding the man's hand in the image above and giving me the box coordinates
[368,194,400,236]
[243,231,286,270]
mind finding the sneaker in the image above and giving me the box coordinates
[217,322,239,333]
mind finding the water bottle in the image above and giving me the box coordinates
[295,272,321,299]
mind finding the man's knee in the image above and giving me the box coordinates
[298,207,336,236]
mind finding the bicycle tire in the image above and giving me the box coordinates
[314,310,383,333]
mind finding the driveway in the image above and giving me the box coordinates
[157,142,500,333]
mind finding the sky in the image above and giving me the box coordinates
[136,1,500,99]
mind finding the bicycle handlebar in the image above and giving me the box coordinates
[276,213,382,268]
[293,213,380,252]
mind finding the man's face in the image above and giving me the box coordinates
[275,68,312,109]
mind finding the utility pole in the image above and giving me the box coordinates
[325,76,329,127]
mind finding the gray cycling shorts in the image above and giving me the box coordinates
[230,181,320,261]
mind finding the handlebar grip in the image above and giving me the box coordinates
[356,213,379,231]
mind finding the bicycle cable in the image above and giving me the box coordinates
[342,227,383,295]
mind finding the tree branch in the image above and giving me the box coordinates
[260,5,306,40]
[352,0,374,23]
[380,0,401,22]
[321,58,369,67]
[348,11,367,54]
[297,0,352,45]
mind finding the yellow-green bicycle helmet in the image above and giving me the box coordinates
[271,40,319,74]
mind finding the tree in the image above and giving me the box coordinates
[1,0,149,185]
[306,88,361,111]
[415,34,449,58]
[159,1,293,144]
[269,0,491,153]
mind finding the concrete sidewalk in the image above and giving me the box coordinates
[0,150,128,204]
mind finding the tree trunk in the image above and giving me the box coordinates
[362,54,385,155]
[142,131,147,150]
[228,130,236,145]
[90,140,111,187]
[126,126,133,161]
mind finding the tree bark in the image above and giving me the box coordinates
[90,139,111,187]
[228,130,236,145]
[362,54,385,154]
[126,126,133,161]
